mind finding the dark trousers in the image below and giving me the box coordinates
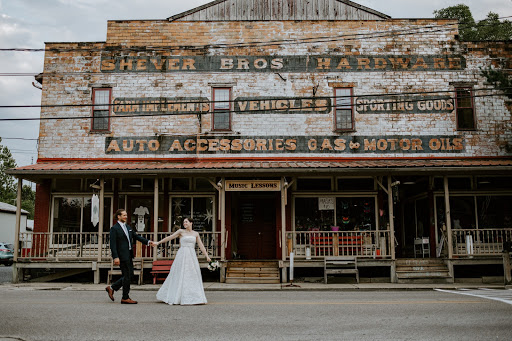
[111,258,134,300]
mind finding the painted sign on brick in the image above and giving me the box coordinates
[100,55,466,73]
[355,96,455,114]
[113,97,209,115]
[234,97,331,114]
[105,135,465,154]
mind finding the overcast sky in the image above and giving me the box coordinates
[0,0,511,167]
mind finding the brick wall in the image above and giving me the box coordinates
[36,19,512,159]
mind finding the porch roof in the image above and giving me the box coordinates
[7,157,512,180]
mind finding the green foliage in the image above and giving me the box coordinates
[434,4,512,41]
[0,137,17,205]
[481,68,512,100]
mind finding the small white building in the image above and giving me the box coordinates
[0,202,28,245]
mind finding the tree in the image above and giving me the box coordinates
[434,4,512,41]
[0,137,17,205]
[21,184,35,219]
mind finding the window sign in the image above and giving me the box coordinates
[319,198,335,210]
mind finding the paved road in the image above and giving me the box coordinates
[0,265,12,283]
[1,289,511,341]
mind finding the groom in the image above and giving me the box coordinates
[105,209,156,304]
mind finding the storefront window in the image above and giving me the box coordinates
[170,196,214,232]
[336,197,375,231]
[450,196,476,229]
[295,198,334,231]
[52,196,112,233]
[477,195,512,229]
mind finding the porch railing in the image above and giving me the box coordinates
[452,228,512,257]
[18,231,221,261]
[286,230,392,259]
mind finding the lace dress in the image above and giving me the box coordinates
[156,235,207,305]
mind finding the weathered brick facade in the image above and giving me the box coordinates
[37,18,511,160]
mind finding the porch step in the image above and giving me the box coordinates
[225,261,280,284]
[395,259,453,284]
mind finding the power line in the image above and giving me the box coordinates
[0,92,506,122]
[0,86,505,110]
[0,137,39,141]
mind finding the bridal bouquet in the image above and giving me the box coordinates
[207,260,220,271]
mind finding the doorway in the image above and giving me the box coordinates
[234,193,277,260]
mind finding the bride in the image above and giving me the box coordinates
[155,217,211,305]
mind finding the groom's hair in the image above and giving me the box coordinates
[115,209,126,219]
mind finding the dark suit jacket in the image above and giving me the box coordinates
[109,222,150,261]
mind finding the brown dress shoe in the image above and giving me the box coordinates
[121,298,138,304]
[105,286,114,301]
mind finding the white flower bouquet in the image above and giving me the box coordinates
[207,260,220,271]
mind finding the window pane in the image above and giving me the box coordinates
[213,89,230,110]
[336,197,375,231]
[213,111,229,130]
[336,109,352,130]
[171,197,192,231]
[456,89,472,108]
[192,197,214,232]
[477,196,512,229]
[53,197,83,233]
[94,89,110,110]
[93,110,109,130]
[335,89,351,107]
[457,108,475,129]
[450,196,476,229]
[295,198,334,231]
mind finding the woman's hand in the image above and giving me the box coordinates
[206,256,212,263]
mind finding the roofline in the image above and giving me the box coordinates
[0,208,29,215]
[168,0,390,21]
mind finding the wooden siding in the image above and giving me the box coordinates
[169,0,390,21]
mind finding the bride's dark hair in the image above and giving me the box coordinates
[183,217,194,224]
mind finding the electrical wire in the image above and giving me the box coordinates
[0,92,506,122]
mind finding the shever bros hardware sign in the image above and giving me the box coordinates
[105,135,465,155]
[100,55,466,73]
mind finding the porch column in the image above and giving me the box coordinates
[220,177,226,261]
[12,178,22,283]
[94,178,105,284]
[153,178,159,262]
[444,176,453,259]
[387,176,396,260]
[281,177,287,283]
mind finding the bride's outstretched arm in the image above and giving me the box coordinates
[157,229,182,245]
[196,234,212,262]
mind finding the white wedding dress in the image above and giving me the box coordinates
[156,235,207,305]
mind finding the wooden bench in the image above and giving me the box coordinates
[150,260,174,284]
[324,256,359,284]
[108,259,143,285]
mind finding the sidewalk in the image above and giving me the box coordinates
[0,281,508,291]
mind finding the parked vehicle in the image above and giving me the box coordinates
[0,243,14,266]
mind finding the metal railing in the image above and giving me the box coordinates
[452,228,512,257]
[286,230,391,259]
[18,231,221,261]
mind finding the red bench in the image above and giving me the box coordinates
[311,234,363,256]
[150,260,173,284]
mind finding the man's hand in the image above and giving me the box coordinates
[149,241,157,247]
[113,258,120,266]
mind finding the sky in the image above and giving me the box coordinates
[0,0,511,167]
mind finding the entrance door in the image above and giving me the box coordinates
[236,195,277,259]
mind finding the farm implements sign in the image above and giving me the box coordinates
[105,135,465,155]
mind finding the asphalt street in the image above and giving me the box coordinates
[1,289,511,341]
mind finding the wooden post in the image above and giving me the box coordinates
[281,177,287,282]
[153,178,159,262]
[444,176,453,259]
[12,178,22,283]
[220,177,226,261]
[94,178,104,284]
[387,176,396,260]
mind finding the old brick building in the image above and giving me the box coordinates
[9,0,512,284]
